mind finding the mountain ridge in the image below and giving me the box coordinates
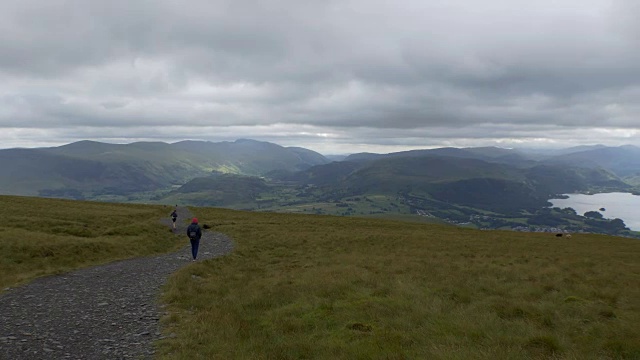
[0,139,330,198]
[2,140,638,212]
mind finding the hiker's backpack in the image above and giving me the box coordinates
[189,228,198,240]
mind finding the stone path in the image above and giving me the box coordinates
[0,207,233,359]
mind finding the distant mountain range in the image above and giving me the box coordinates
[1,140,639,215]
[270,148,630,212]
[0,139,329,198]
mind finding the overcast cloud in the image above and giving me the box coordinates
[1,0,639,154]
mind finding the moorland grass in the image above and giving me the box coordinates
[0,195,183,290]
[2,196,638,359]
[159,207,640,359]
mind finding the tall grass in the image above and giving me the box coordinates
[1,196,638,358]
[0,195,182,289]
[159,208,640,359]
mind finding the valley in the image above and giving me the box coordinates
[2,139,640,238]
[151,176,638,237]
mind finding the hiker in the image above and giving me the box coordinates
[170,208,178,229]
[186,217,202,261]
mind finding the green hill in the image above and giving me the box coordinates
[163,174,270,206]
[0,148,177,198]
[344,146,538,167]
[273,161,362,186]
[284,155,628,212]
[342,156,522,192]
[345,145,640,176]
[0,139,329,199]
[240,154,633,233]
[171,139,329,174]
[2,196,638,359]
[0,195,181,289]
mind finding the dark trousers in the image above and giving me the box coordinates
[190,238,200,259]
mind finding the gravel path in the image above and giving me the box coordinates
[0,207,233,359]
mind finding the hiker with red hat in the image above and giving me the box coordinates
[186,217,202,261]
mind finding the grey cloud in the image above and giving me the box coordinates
[1,0,639,152]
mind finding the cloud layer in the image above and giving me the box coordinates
[1,0,639,153]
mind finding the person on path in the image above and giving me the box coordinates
[186,217,202,261]
[170,207,178,229]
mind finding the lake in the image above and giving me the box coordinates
[549,192,640,231]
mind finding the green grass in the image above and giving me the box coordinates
[1,196,639,359]
[159,207,640,359]
[0,195,183,290]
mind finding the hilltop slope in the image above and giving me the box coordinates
[0,139,329,198]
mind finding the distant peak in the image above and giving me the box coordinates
[56,140,112,148]
[68,140,103,145]
[234,138,260,143]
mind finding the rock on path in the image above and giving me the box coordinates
[0,207,233,359]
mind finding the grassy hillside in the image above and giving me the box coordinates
[160,208,640,359]
[0,139,330,199]
[1,196,638,358]
[170,139,330,174]
[0,146,205,198]
[163,174,270,207]
[0,149,101,196]
[277,161,361,186]
[345,146,539,168]
[0,196,183,289]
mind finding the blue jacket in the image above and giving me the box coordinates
[186,223,202,240]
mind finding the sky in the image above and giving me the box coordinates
[1,0,639,155]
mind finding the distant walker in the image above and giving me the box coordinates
[170,207,178,229]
